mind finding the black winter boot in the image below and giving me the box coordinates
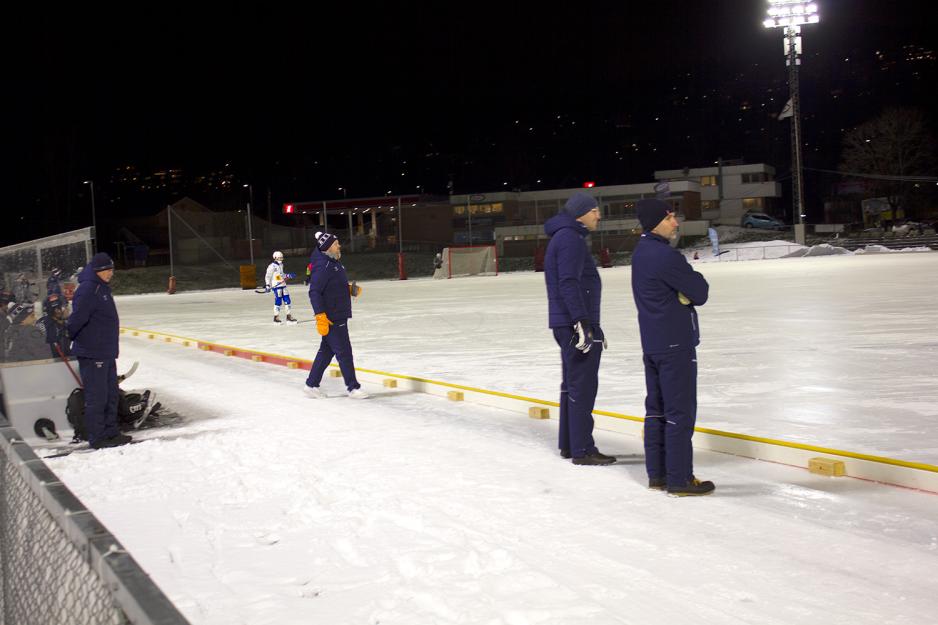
[667,477,715,496]
[572,451,616,466]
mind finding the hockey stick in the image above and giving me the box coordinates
[54,343,83,388]
[53,344,138,385]
[254,286,269,294]
[117,361,139,383]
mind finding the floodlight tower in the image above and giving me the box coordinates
[764,0,819,244]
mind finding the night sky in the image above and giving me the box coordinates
[6,1,938,245]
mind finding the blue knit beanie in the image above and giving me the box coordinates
[563,192,598,218]
[636,198,673,232]
[90,252,114,271]
[316,231,338,252]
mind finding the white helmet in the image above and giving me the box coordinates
[272,251,284,262]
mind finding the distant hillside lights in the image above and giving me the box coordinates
[109,165,235,193]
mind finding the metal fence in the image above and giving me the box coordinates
[0,418,191,625]
[711,244,805,261]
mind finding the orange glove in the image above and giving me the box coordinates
[315,312,333,336]
[349,281,362,297]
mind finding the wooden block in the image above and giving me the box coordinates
[164,337,173,342]
[809,457,845,477]
[182,341,191,347]
[148,334,155,340]
[119,329,125,334]
[252,355,264,362]
[287,362,299,369]
[528,407,550,419]
[328,369,342,378]
[447,390,464,401]
[199,345,211,351]
[383,379,398,388]
[132,331,139,336]
[223,349,234,356]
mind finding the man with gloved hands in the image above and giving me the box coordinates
[543,192,614,465]
[304,232,368,399]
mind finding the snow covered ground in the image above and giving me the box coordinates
[39,251,938,624]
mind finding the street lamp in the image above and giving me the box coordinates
[82,180,97,253]
[764,0,820,245]
[243,183,254,265]
[338,187,347,199]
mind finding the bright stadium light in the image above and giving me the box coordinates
[763,0,819,28]
[763,0,821,246]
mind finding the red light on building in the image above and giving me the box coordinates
[582,181,596,188]
[283,203,294,214]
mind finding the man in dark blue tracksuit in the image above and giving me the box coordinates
[67,253,132,449]
[631,199,714,495]
[304,232,368,399]
[544,192,614,465]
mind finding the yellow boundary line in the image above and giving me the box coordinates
[121,326,938,475]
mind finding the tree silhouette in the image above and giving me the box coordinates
[839,108,935,220]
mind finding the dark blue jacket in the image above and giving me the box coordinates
[38,315,70,359]
[67,264,119,359]
[631,232,709,355]
[544,213,602,328]
[307,249,353,320]
[46,275,62,297]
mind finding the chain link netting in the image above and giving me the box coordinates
[0,451,126,625]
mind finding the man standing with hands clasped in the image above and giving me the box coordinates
[67,253,132,449]
[544,192,614,465]
[631,199,714,495]
[303,232,368,399]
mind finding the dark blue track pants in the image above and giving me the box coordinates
[642,348,698,487]
[77,357,119,445]
[306,321,360,391]
[553,326,604,458]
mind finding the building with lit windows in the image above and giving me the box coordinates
[453,162,781,256]
[654,163,782,225]
[284,162,782,257]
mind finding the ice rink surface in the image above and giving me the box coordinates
[41,252,938,624]
[121,251,938,461]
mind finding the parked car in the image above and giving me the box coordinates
[741,213,788,230]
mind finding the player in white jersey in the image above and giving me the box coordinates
[265,251,296,323]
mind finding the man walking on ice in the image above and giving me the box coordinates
[303,232,368,399]
[631,198,714,496]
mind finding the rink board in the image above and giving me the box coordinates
[120,326,938,494]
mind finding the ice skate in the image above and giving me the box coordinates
[347,388,370,399]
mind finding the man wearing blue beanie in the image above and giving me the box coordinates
[67,252,132,449]
[543,192,615,465]
[631,199,713,495]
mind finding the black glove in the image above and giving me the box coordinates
[572,320,593,353]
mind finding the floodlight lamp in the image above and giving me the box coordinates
[763,18,777,28]
[808,14,819,23]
